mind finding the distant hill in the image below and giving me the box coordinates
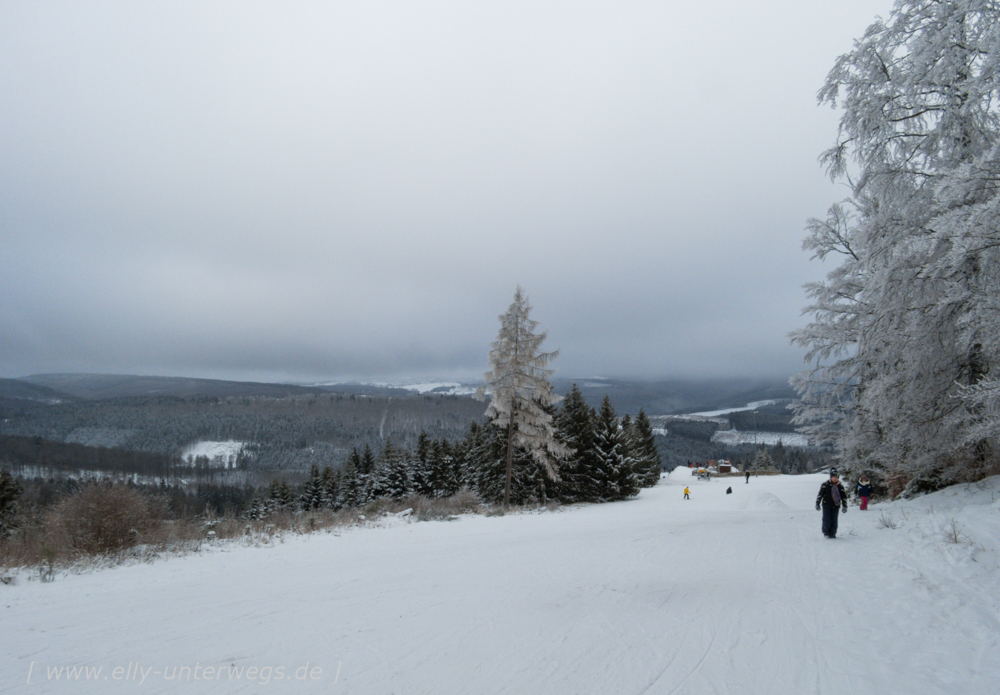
[313,376,798,417]
[19,374,333,401]
[13,372,798,415]
[1,372,814,475]
[551,377,797,416]
[0,377,78,403]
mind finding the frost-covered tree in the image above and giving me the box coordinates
[792,0,1000,494]
[752,446,775,473]
[477,287,569,508]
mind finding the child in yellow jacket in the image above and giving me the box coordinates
[684,487,690,500]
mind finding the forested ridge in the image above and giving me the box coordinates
[0,393,485,471]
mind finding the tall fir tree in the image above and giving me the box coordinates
[477,286,570,508]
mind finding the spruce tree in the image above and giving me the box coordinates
[459,421,487,496]
[555,384,600,503]
[382,440,411,499]
[367,441,396,502]
[411,430,433,496]
[432,439,460,497]
[0,468,22,538]
[633,409,662,487]
[300,464,323,510]
[476,431,540,506]
[319,465,339,509]
[593,395,639,501]
[358,444,377,504]
[338,455,360,509]
[266,479,294,510]
[451,434,475,493]
[471,422,515,504]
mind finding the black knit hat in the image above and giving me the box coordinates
[830,468,838,478]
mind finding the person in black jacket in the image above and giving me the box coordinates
[855,476,873,510]
[816,468,848,538]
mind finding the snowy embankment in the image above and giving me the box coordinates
[3,471,999,694]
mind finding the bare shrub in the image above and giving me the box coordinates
[943,518,969,545]
[47,484,166,556]
[346,490,487,523]
[406,490,484,521]
[876,511,898,529]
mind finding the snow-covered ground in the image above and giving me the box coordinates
[711,429,810,447]
[4,469,999,694]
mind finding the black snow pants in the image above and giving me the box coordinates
[821,505,840,538]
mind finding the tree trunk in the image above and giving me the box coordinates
[504,406,514,510]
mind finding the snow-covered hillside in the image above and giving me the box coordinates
[711,428,810,447]
[178,440,245,467]
[3,470,999,694]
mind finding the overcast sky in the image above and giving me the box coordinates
[1,1,896,384]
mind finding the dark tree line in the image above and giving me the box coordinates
[0,393,486,471]
[250,385,663,516]
[0,435,183,479]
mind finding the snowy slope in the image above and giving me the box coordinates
[3,470,999,694]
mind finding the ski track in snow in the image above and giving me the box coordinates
[3,470,1000,694]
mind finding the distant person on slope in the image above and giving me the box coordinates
[855,476,873,511]
[684,487,690,500]
[745,469,750,484]
[816,468,848,538]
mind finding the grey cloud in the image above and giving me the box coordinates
[1,0,895,383]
